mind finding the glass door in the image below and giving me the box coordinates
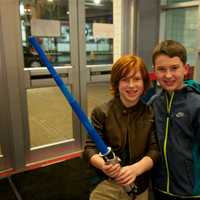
[0,0,86,172]
[85,0,113,116]
[84,0,130,115]
[19,0,85,164]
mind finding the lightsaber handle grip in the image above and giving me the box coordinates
[100,148,137,195]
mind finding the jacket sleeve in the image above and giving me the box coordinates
[82,105,106,163]
[146,108,160,165]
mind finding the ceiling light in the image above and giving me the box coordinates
[94,0,101,5]
[20,4,25,16]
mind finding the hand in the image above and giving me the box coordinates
[101,163,121,178]
[114,164,138,186]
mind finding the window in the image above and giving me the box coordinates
[165,7,198,65]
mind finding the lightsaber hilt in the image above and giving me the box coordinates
[99,147,120,164]
[99,147,138,195]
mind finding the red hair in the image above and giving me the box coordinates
[111,55,150,97]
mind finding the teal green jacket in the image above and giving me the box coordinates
[151,80,200,198]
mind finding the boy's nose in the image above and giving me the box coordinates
[128,79,134,87]
[165,70,172,78]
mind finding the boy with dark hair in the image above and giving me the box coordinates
[152,40,200,199]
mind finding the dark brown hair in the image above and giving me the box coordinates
[152,40,187,65]
[111,54,150,97]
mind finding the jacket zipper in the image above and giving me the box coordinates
[164,92,174,192]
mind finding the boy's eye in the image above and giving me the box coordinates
[134,76,142,81]
[171,66,179,71]
[121,76,142,82]
[121,77,128,81]
[156,67,166,72]
[155,65,179,73]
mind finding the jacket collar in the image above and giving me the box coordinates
[114,97,144,114]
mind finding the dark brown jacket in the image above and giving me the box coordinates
[83,97,159,194]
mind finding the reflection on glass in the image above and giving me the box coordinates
[20,0,70,67]
[85,0,113,64]
[27,87,73,147]
[87,82,112,116]
[166,7,198,65]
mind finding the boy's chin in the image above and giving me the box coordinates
[163,86,176,93]
[163,84,184,93]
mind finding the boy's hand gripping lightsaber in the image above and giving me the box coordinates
[29,36,136,194]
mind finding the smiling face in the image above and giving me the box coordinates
[154,54,188,93]
[119,69,144,107]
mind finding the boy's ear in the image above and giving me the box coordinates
[184,64,189,76]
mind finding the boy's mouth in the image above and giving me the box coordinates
[163,80,175,87]
[126,90,138,96]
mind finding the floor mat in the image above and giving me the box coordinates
[11,157,95,200]
[0,177,18,200]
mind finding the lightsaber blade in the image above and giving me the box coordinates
[29,36,136,195]
[29,36,109,156]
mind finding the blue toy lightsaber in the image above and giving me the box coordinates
[29,36,135,194]
[29,36,110,156]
